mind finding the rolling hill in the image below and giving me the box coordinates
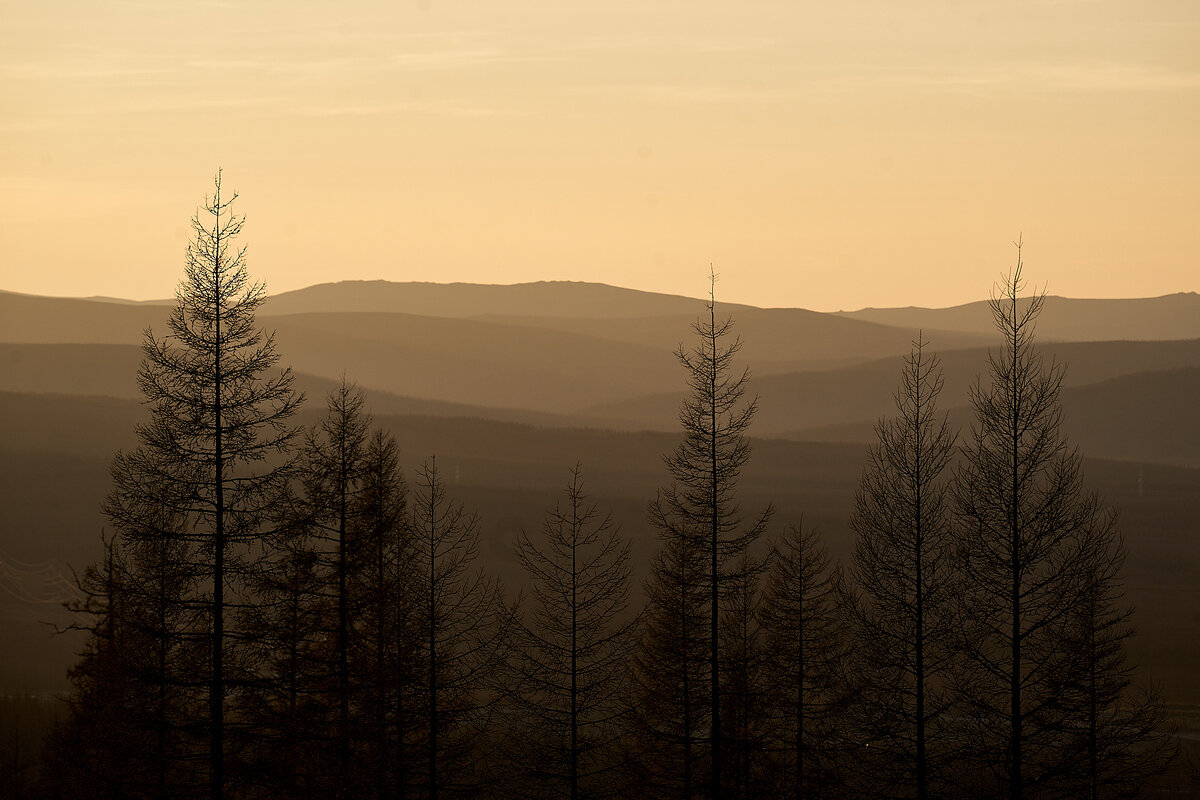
[785,366,1200,467]
[261,279,758,318]
[837,292,1200,342]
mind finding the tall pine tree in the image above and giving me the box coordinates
[135,172,302,800]
[640,275,770,799]
[844,336,957,799]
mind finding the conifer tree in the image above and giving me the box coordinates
[51,536,140,799]
[502,464,637,799]
[641,275,771,798]
[293,379,371,789]
[952,242,1170,797]
[1051,525,1174,798]
[631,516,707,800]
[238,482,327,798]
[409,457,511,799]
[758,522,848,799]
[349,428,413,798]
[718,551,769,799]
[844,336,957,799]
[133,171,302,800]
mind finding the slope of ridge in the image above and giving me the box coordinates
[473,307,995,368]
[0,345,646,431]
[260,279,758,319]
[784,366,1200,467]
[0,291,169,344]
[267,311,680,413]
[581,338,1200,437]
[837,292,1200,342]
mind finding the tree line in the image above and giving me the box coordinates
[25,178,1177,798]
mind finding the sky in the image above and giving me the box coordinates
[1,0,1197,311]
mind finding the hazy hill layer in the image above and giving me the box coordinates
[267,311,680,412]
[0,291,169,344]
[787,366,1200,467]
[837,292,1200,341]
[471,307,993,372]
[583,339,1200,442]
[9,337,1200,454]
[262,279,757,318]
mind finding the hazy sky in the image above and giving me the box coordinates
[2,0,1197,311]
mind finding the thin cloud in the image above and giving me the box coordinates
[580,82,783,105]
[290,101,505,118]
[817,60,1200,94]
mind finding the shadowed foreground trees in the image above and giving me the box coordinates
[631,510,707,799]
[238,386,413,799]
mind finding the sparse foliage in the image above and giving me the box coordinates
[759,522,849,799]
[409,457,512,799]
[638,280,771,798]
[501,464,638,799]
[952,243,1171,797]
[844,336,958,799]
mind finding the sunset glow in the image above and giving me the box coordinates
[2,0,1197,309]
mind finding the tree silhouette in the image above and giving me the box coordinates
[409,457,512,799]
[293,379,372,789]
[51,536,141,799]
[134,171,302,800]
[348,428,413,798]
[501,464,637,799]
[238,479,328,798]
[758,522,848,799]
[642,277,771,798]
[631,510,707,799]
[1051,525,1174,797]
[843,336,957,799]
[718,550,769,799]
[951,243,1168,797]
[105,453,205,799]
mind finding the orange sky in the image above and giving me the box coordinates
[1,1,1197,311]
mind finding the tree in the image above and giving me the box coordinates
[1052,526,1174,798]
[758,522,848,799]
[104,453,205,799]
[239,401,412,800]
[844,336,957,799]
[631,511,707,799]
[952,242,1169,797]
[409,457,511,799]
[642,275,771,798]
[238,480,328,799]
[718,550,770,799]
[293,379,372,789]
[134,171,302,800]
[50,536,141,800]
[348,428,413,799]
[502,464,637,799]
